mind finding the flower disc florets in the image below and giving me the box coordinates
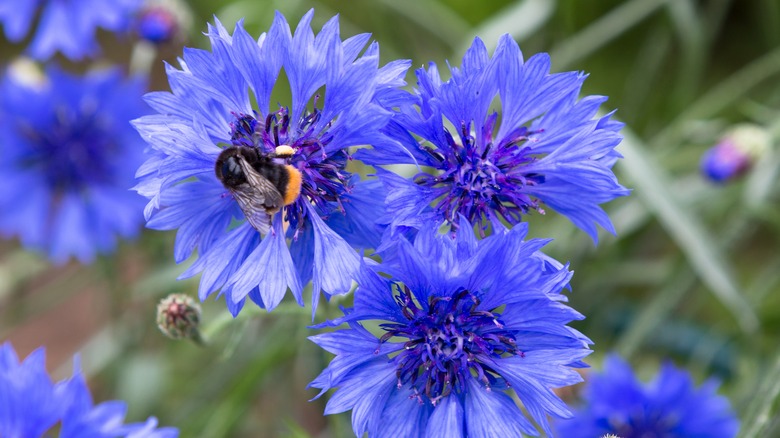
[133,10,410,315]
[309,221,591,436]
[361,35,630,243]
[413,119,546,234]
[382,286,521,405]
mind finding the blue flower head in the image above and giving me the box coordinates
[556,354,739,438]
[0,0,143,60]
[0,63,149,264]
[309,220,591,437]
[0,342,178,437]
[133,11,411,316]
[361,35,629,243]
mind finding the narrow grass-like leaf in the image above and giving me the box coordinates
[665,0,706,105]
[615,263,696,358]
[550,0,669,69]
[378,0,470,52]
[652,46,780,150]
[0,250,47,302]
[739,353,780,438]
[458,0,555,53]
[618,128,759,332]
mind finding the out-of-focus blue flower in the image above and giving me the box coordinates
[700,124,770,183]
[360,35,629,243]
[0,63,148,264]
[0,342,178,438]
[309,220,591,437]
[133,10,410,316]
[136,6,178,43]
[556,354,739,438]
[134,0,191,44]
[0,0,142,60]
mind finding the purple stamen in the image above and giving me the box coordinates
[380,284,522,403]
[415,113,546,233]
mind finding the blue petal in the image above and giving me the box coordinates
[289,218,315,291]
[229,17,287,116]
[324,178,386,250]
[491,349,591,434]
[424,395,465,438]
[228,215,303,310]
[28,1,96,59]
[0,0,39,41]
[179,223,259,302]
[306,203,360,302]
[0,346,61,438]
[351,260,406,323]
[286,10,339,123]
[375,386,432,438]
[463,378,537,436]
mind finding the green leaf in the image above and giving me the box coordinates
[550,0,669,69]
[738,353,780,438]
[618,128,759,332]
[458,0,555,54]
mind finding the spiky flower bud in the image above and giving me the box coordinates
[156,293,203,344]
[700,124,771,183]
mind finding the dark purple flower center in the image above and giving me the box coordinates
[610,411,678,438]
[20,107,117,191]
[379,285,522,406]
[415,115,545,235]
[227,104,350,234]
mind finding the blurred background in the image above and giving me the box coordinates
[2,0,780,436]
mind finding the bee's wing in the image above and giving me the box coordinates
[231,160,284,235]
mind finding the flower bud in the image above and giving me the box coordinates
[135,0,192,44]
[700,124,770,183]
[156,293,203,344]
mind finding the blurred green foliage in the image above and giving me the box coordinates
[3,0,780,436]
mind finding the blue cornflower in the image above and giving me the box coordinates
[0,342,178,437]
[360,35,629,243]
[133,11,410,315]
[0,0,142,60]
[309,220,591,436]
[556,354,739,438]
[0,64,149,264]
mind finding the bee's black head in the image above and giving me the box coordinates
[216,147,254,188]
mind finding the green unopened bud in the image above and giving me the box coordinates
[156,293,204,344]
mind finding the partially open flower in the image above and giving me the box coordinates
[135,0,192,44]
[700,124,770,183]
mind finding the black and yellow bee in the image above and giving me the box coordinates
[215,145,302,234]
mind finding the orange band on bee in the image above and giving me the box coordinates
[283,165,302,206]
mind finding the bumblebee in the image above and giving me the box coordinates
[215,145,302,234]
